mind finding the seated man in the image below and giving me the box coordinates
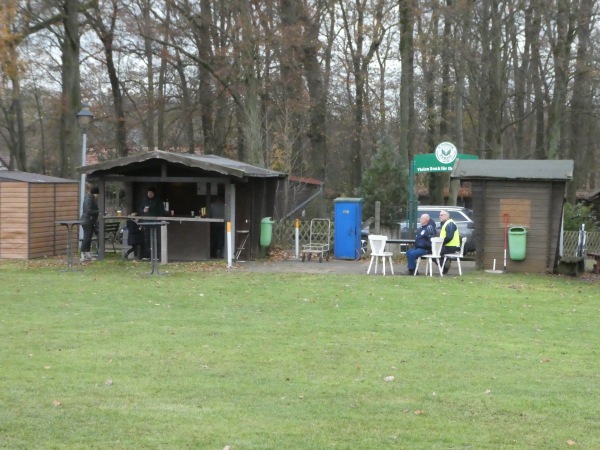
[405,214,437,275]
[438,210,461,274]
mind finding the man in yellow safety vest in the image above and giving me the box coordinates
[439,210,461,274]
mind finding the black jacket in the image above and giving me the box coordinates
[414,218,437,250]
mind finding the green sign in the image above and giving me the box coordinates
[413,144,478,173]
[407,143,478,239]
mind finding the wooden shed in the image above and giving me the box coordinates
[83,150,286,261]
[0,171,79,259]
[451,160,574,274]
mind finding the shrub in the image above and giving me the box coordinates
[563,202,597,231]
[356,133,408,225]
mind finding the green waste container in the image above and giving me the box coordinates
[260,217,275,247]
[508,226,527,261]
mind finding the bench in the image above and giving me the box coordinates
[588,252,600,274]
[88,221,121,253]
[557,256,586,276]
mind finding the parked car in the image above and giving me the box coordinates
[399,205,476,253]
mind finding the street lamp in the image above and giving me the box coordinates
[77,103,94,237]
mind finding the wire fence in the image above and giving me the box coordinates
[272,219,334,247]
[272,219,600,258]
[563,231,600,256]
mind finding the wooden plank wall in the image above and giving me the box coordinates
[43,183,79,258]
[0,181,78,259]
[0,182,29,259]
[472,180,566,273]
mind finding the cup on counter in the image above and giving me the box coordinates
[191,211,195,217]
[144,206,149,213]
[116,210,122,217]
[170,210,174,216]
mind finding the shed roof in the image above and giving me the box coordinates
[0,171,77,183]
[81,150,285,179]
[451,159,573,181]
[587,186,600,200]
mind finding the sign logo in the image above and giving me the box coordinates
[435,142,457,164]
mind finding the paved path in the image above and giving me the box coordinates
[235,257,476,276]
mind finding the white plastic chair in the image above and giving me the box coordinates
[415,237,444,277]
[442,237,467,276]
[367,235,394,275]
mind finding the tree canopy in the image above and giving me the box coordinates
[1,0,599,206]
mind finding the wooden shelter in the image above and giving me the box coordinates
[82,150,286,261]
[451,160,574,274]
[0,171,78,259]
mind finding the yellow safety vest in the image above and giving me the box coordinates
[440,219,460,247]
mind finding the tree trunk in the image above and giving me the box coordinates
[299,0,327,181]
[84,3,128,157]
[198,0,216,154]
[547,0,575,160]
[59,0,80,178]
[141,0,155,151]
[567,0,593,202]
[174,52,195,154]
[398,0,415,168]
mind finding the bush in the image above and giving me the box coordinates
[563,202,597,231]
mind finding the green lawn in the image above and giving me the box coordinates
[0,259,598,449]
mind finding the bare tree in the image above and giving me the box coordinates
[83,0,129,156]
[339,0,388,187]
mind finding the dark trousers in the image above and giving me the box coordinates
[440,246,460,266]
[80,224,95,252]
[211,223,225,258]
[126,244,142,259]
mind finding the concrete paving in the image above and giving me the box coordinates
[234,256,477,276]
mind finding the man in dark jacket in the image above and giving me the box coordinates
[139,186,165,258]
[405,214,437,275]
[141,187,165,217]
[79,184,99,261]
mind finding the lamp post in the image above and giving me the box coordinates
[77,103,94,239]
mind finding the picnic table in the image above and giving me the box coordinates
[385,238,414,254]
[139,221,168,275]
[55,220,84,271]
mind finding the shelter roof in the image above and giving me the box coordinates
[81,150,285,179]
[0,171,77,183]
[587,186,600,200]
[288,175,324,186]
[0,151,9,169]
[451,159,573,181]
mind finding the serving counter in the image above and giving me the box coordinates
[103,215,224,262]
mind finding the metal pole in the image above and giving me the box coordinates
[78,128,87,241]
[226,221,233,268]
[408,158,417,239]
[295,218,300,259]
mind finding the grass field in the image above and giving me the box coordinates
[1,259,598,449]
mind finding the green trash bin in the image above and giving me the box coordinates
[260,217,275,247]
[508,226,527,261]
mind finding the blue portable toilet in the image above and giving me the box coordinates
[334,198,364,260]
